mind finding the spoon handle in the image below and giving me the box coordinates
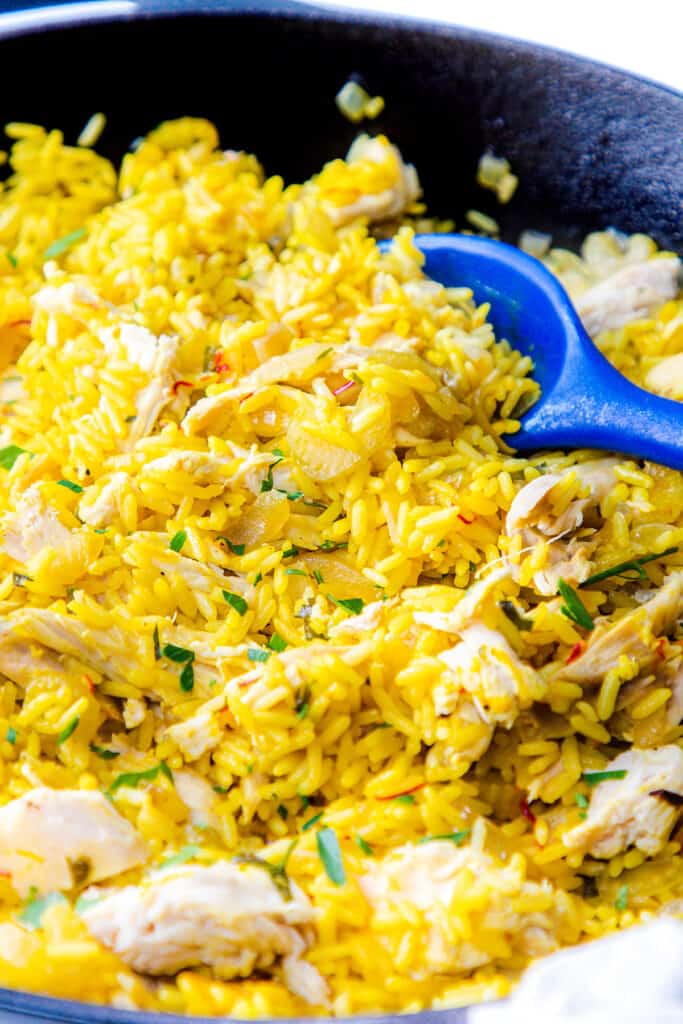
[516,327,683,470]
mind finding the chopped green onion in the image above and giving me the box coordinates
[285,568,307,577]
[234,838,297,900]
[302,812,323,832]
[417,829,469,845]
[299,794,310,811]
[327,594,364,615]
[6,726,16,744]
[615,884,629,911]
[316,827,346,885]
[282,545,299,559]
[0,444,30,470]
[44,227,87,261]
[315,347,333,361]
[152,625,161,661]
[179,661,194,692]
[557,579,594,631]
[222,590,248,616]
[253,572,263,585]
[57,716,79,744]
[156,844,200,871]
[90,744,119,760]
[499,599,533,631]
[162,643,194,663]
[248,648,271,663]
[19,890,67,929]
[312,570,324,585]
[213,785,229,794]
[582,770,627,787]
[393,794,416,805]
[276,804,288,821]
[261,451,285,493]
[295,685,310,719]
[267,633,288,653]
[355,835,374,856]
[575,793,589,808]
[57,479,83,494]
[109,761,173,794]
[217,537,245,555]
[169,529,187,552]
[319,540,348,552]
[580,547,679,588]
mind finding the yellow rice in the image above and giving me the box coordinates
[0,116,681,1017]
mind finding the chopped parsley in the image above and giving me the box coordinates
[162,643,194,663]
[57,478,83,494]
[615,884,629,911]
[152,625,161,661]
[6,726,16,745]
[282,545,299,559]
[327,594,364,615]
[260,450,285,493]
[19,890,67,929]
[254,572,263,584]
[234,838,297,900]
[582,769,628,787]
[217,537,245,555]
[179,661,194,692]
[295,685,310,719]
[222,590,248,616]
[57,716,79,744]
[109,761,173,794]
[316,827,346,886]
[0,444,30,470]
[581,546,679,588]
[299,794,311,811]
[157,845,200,871]
[213,785,229,794]
[499,599,533,631]
[276,804,289,821]
[557,579,594,631]
[6,252,17,268]
[169,529,187,552]
[267,633,288,653]
[417,830,469,845]
[393,794,416,805]
[90,744,119,760]
[355,835,373,856]
[43,227,87,261]
[302,812,323,832]
[248,648,271,663]
[575,792,589,818]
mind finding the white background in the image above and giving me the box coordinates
[316,0,683,92]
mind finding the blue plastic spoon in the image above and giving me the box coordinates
[407,233,683,469]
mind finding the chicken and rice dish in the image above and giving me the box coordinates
[0,116,681,1017]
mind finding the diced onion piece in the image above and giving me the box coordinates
[335,81,384,124]
[518,230,552,259]
[466,210,500,236]
[477,153,510,188]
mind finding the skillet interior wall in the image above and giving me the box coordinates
[0,7,680,253]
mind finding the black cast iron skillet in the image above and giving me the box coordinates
[0,1,680,1022]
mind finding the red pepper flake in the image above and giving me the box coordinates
[655,636,668,660]
[376,782,426,801]
[213,351,230,374]
[7,319,31,329]
[84,674,95,693]
[172,380,193,395]
[239,392,254,405]
[457,513,475,525]
[519,796,537,826]
[332,379,356,397]
[0,870,11,878]
[565,642,585,665]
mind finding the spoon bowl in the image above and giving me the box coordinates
[410,233,683,469]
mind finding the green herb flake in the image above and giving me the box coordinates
[581,546,679,588]
[222,590,248,616]
[90,744,119,760]
[157,845,200,871]
[394,794,416,805]
[312,570,324,585]
[254,572,263,585]
[248,648,271,663]
[6,252,17,268]
[328,594,364,615]
[316,827,345,885]
[6,726,16,745]
[499,599,533,631]
[315,347,333,361]
[277,804,289,821]
[279,489,304,501]
[417,829,469,846]
[615,884,629,911]
[0,445,30,471]
[319,540,348,552]
[217,537,245,555]
[261,451,285,493]
[267,633,288,653]
[152,625,161,661]
[302,812,323,832]
[169,529,187,552]
[44,227,87,261]
[234,839,297,900]
[109,761,173,794]
[355,835,373,856]
[295,685,311,719]
[162,643,194,663]
[179,661,194,692]
[213,785,229,794]
[582,770,628,787]
[285,568,307,577]
[299,794,310,811]
[557,579,594,631]
[575,793,589,808]
[57,716,80,745]
[57,478,83,494]
[19,890,67,929]
[282,545,299,559]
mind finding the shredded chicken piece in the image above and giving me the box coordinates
[575,257,680,337]
[174,770,220,830]
[0,623,66,688]
[78,472,129,529]
[0,485,71,563]
[324,136,420,227]
[412,568,512,635]
[559,571,683,684]
[100,324,178,446]
[360,841,577,976]
[166,698,225,761]
[82,861,327,1005]
[0,788,147,896]
[563,746,683,858]
[437,624,546,728]
[644,352,683,401]
[143,450,232,484]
